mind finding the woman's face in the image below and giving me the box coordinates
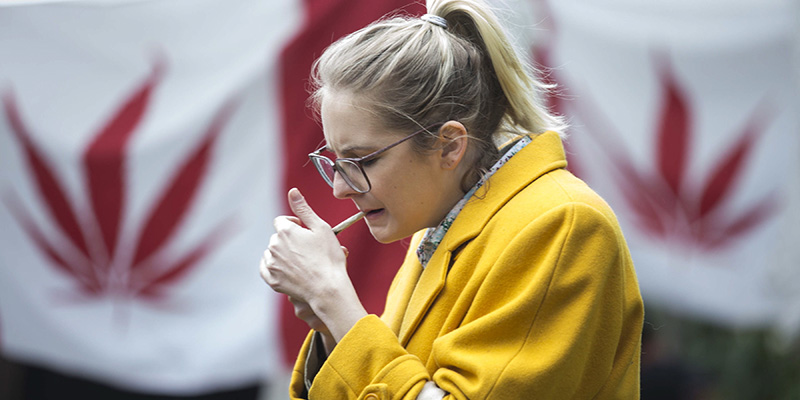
[320,92,464,243]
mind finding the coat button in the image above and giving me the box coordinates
[365,394,379,400]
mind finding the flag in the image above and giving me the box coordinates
[532,0,800,334]
[0,0,420,394]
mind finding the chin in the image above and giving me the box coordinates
[367,226,408,244]
[369,231,398,244]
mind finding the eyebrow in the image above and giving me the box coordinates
[328,144,380,158]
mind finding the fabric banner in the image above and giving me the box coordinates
[0,0,301,394]
[0,0,429,394]
[532,0,800,334]
[6,0,796,396]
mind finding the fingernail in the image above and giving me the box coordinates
[288,188,303,203]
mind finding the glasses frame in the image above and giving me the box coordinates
[309,124,443,194]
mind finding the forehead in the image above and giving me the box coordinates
[320,92,386,153]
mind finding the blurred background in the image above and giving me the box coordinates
[1,0,798,399]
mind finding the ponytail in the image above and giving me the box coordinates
[428,0,565,136]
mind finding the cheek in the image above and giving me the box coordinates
[372,156,436,209]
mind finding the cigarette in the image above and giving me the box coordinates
[332,211,365,235]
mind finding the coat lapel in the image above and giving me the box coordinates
[381,232,425,335]
[398,248,450,346]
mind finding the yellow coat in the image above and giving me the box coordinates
[290,132,644,399]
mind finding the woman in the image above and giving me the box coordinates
[260,0,644,398]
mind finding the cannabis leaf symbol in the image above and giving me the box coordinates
[3,62,237,300]
[576,60,779,250]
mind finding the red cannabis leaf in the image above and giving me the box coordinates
[83,62,164,262]
[656,65,690,201]
[4,93,92,261]
[129,100,236,268]
[572,57,779,251]
[3,192,102,295]
[135,219,236,300]
[3,62,238,300]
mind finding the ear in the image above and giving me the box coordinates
[437,120,468,170]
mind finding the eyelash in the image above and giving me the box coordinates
[360,157,378,167]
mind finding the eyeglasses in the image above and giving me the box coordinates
[309,124,442,194]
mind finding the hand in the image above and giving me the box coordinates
[288,296,330,335]
[260,188,348,301]
[288,296,338,355]
[276,247,352,336]
[259,188,367,342]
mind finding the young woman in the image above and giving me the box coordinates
[260,0,644,398]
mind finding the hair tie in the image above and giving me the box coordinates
[421,14,447,29]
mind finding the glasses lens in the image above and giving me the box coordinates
[337,160,370,193]
[311,156,336,187]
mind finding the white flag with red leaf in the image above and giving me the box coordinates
[533,0,800,334]
[0,0,425,394]
[0,0,302,393]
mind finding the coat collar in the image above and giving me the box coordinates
[396,131,567,345]
[439,131,567,254]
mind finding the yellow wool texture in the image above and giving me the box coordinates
[291,132,644,400]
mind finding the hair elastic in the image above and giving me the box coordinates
[421,14,447,29]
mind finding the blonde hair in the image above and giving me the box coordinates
[310,0,566,189]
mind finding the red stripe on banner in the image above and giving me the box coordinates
[277,0,425,366]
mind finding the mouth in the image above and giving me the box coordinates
[363,208,385,220]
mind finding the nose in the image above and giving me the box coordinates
[331,171,359,199]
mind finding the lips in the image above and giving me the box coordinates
[364,208,385,220]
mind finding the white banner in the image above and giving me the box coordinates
[534,0,800,333]
[0,0,300,393]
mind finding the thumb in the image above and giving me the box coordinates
[287,188,324,230]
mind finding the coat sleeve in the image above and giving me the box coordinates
[289,330,313,399]
[292,201,642,399]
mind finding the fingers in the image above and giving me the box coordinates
[260,247,296,296]
[271,190,328,235]
[288,296,314,319]
[272,215,299,233]
[259,250,281,291]
[287,188,326,231]
[286,216,302,226]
